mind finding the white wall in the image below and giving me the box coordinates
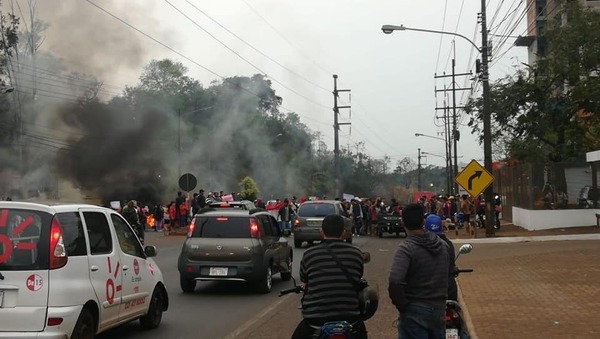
[513,207,600,230]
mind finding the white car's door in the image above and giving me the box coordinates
[110,214,153,320]
[81,209,122,330]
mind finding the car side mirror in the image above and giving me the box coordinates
[455,244,473,261]
[459,244,473,254]
[144,245,157,257]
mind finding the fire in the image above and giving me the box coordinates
[146,215,155,229]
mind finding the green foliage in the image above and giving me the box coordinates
[238,176,259,201]
[465,2,600,162]
[52,57,407,201]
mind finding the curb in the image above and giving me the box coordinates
[457,283,478,339]
[452,233,600,244]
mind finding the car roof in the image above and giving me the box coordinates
[209,200,251,205]
[0,201,110,214]
[300,200,339,204]
[197,209,252,217]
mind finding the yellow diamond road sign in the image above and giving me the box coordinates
[455,160,495,197]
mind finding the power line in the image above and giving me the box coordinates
[12,62,125,92]
[84,0,330,128]
[182,0,330,93]
[240,0,333,76]
[435,0,449,74]
[163,0,330,110]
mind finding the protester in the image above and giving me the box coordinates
[175,191,184,227]
[351,198,363,236]
[178,198,189,228]
[167,201,177,235]
[197,189,207,208]
[153,203,165,233]
[388,203,450,338]
[278,198,294,233]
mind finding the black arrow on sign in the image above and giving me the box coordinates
[468,171,483,190]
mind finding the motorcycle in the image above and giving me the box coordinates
[577,185,599,209]
[278,252,374,339]
[446,244,474,339]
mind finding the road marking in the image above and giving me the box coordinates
[221,294,291,339]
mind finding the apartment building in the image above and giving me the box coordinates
[515,0,600,64]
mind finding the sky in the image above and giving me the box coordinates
[8,0,528,169]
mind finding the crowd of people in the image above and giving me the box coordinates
[416,193,502,231]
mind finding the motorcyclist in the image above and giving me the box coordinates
[292,214,368,339]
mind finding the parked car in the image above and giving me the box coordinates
[293,200,352,248]
[177,209,292,294]
[207,200,256,211]
[0,201,168,339]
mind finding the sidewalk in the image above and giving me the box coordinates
[234,226,600,339]
[456,239,600,339]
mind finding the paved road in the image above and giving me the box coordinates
[96,232,371,339]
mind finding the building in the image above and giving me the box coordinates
[515,0,600,64]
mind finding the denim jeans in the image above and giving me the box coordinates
[397,303,445,339]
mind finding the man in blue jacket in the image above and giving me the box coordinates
[388,203,450,339]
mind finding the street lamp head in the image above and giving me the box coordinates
[381,24,405,34]
[415,133,423,137]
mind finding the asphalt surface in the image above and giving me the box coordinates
[95,226,600,339]
[96,231,371,339]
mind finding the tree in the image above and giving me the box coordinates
[465,2,600,163]
[238,176,259,201]
[0,4,19,145]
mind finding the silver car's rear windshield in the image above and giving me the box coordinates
[192,216,251,238]
[297,203,335,217]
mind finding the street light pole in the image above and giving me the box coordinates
[416,133,450,193]
[417,148,423,191]
[383,10,494,235]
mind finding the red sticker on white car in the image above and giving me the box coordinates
[26,274,43,291]
[133,259,140,275]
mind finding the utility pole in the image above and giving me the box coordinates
[417,148,423,191]
[435,69,471,195]
[480,0,494,237]
[333,75,351,199]
[451,47,459,195]
[444,104,452,194]
[178,108,181,179]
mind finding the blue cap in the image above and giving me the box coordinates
[424,214,443,234]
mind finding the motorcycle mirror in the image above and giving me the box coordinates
[362,252,371,263]
[459,244,473,254]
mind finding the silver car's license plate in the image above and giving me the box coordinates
[209,267,228,276]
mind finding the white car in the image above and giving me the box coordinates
[0,202,168,338]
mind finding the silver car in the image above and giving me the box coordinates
[292,200,352,248]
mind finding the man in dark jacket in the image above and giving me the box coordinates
[388,203,449,339]
[425,214,457,301]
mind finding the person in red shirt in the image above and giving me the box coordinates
[178,200,189,228]
[167,202,177,235]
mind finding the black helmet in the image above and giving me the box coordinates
[358,280,379,320]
